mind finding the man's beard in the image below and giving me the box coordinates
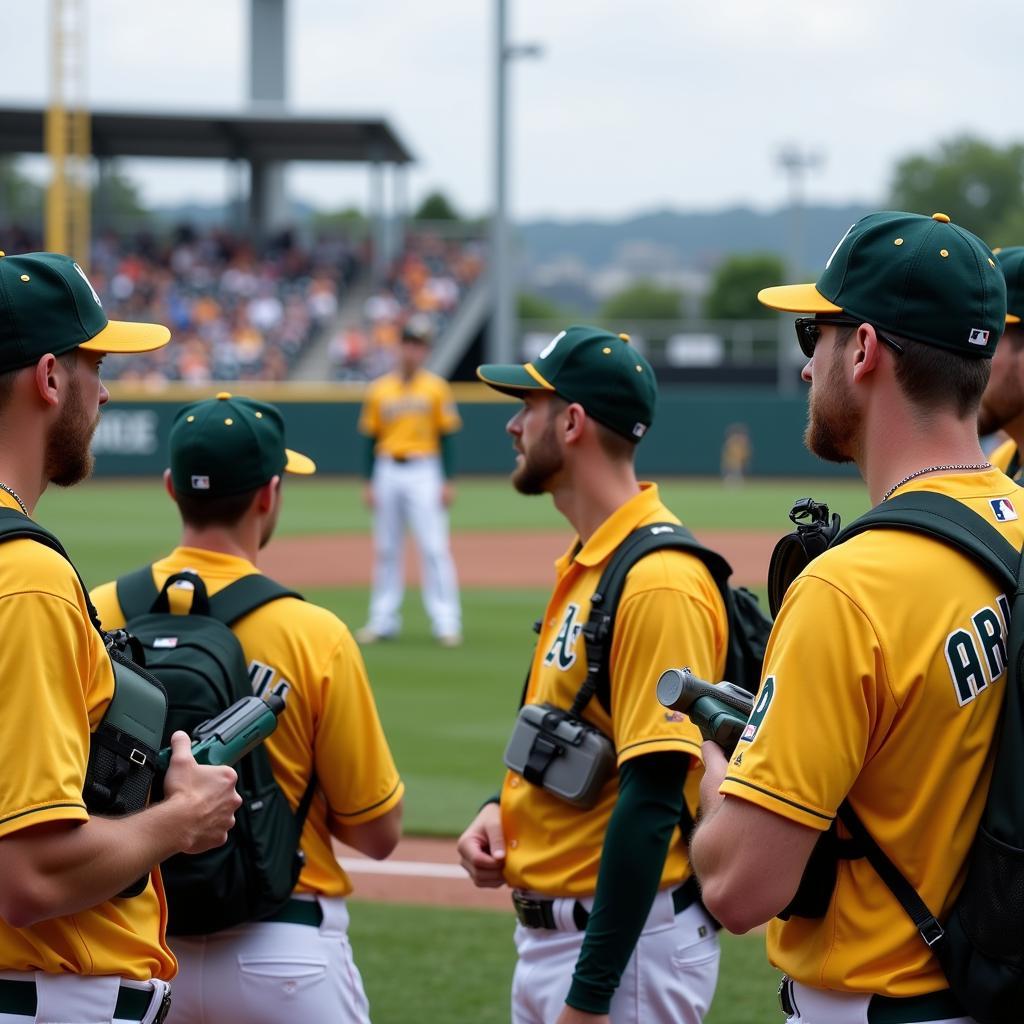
[804,347,858,464]
[511,418,563,495]
[45,373,98,488]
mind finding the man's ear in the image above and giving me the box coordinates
[851,324,883,384]
[33,354,60,408]
[163,468,176,502]
[562,403,587,444]
[256,476,280,513]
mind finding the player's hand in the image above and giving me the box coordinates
[441,481,455,508]
[457,802,507,888]
[555,1008,609,1024]
[362,483,375,510]
[698,740,730,820]
[163,732,242,855]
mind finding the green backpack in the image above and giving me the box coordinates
[830,491,1024,1024]
[115,566,317,935]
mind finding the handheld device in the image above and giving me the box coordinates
[156,694,285,772]
[656,667,754,754]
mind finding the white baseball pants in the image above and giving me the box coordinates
[367,455,461,638]
[782,979,978,1023]
[0,971,170,1023]
[510,888,720,1024]
[166,896,371,1024]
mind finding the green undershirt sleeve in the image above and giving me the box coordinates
[440,432,455,478]
[362,436,376,480]
[566,751,690,1015]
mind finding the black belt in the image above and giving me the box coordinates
[0,978,169,1022]
[778,976,966,1023]
[512,877,700,931]
[261,897,324,927]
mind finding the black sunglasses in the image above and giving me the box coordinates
[794,317,905,359]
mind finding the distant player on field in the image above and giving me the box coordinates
[356,315,462,647]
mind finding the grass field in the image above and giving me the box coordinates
[34,475,871,585]
[349,902,783,1024]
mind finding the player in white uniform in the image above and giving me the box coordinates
[356,317,462,646]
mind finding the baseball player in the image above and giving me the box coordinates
[0,252,240,1024]
[457,326,723,1024]
[90,392,405,1024]
[356,315,462,646]
[691,212,1017,1024]
[978,247,1024,478]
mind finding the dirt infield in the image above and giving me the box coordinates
[337,837,510,912]
[260,529,777,589]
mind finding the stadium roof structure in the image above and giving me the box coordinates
[0,105,414,164]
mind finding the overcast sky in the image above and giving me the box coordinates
[0,0,1019,222]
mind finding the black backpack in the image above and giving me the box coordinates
[115,566,317,936]
[578,521,772,718]
[827,491,1024,1024]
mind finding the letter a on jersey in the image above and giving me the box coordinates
[544,603,583,670]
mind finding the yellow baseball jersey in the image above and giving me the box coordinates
[358,369,461,459]
[91,548,404,898]
[990,437,1019,477]
[0,492,174,980]
[502,484,727,896]
[720,469,1024,997]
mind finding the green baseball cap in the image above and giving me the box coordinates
[758,211,1006,358]
[477,325,657,442]
[169,392,316,498]
[994,246,1024,325]
[0,251,170,371]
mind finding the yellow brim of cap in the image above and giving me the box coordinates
[757,283,843,314]
[1008,313,1022,325]
[285,448,316,475]
[80,318,171,354]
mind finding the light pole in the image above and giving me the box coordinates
[489,0,541,364]
[776,145,823,393]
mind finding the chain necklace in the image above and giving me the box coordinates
[881,462,992,503]
[0,482,27,516]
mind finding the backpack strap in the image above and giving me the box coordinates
[116,566,162,620]
[207,574,303,626]
[826,489,1024,959]
[573,522,732,719]
[0,508,104,634]
[836,491,1019,591]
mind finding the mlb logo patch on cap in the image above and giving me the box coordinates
[969,328,990,347]
[991,498,1018,522]
[191,475,211,490]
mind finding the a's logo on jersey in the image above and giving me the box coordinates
[969,328,990,347]
[991,498,1018,522]
[739,676,775,744]
[544,603,583,671]
[732,751,744,766]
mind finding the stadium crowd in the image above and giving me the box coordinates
[328,231,484,380]
[89,227,361,383]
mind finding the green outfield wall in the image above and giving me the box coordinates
[93,383,854,478]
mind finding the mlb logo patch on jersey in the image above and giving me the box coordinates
[153,637,179,648]
[991,498,1019,522]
